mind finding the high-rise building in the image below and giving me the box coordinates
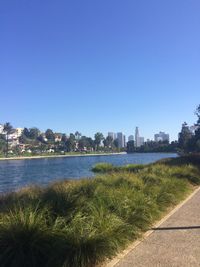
[135,127,140,147]
[139,137,144,146]
[154,132,170,142]
[124,135,126,147]
[128,135,134,142]
[135,127,145,147]
[117,132,126,148]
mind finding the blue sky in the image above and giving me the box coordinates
[1,0,200,141]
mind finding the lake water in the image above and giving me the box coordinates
[0,153,177,193]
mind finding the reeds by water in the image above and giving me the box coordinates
[0,157,199,267]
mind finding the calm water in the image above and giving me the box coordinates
[0,153,177,193]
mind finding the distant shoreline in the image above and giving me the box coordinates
[0,152,127,161]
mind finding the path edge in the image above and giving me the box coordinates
[104,186,200,267]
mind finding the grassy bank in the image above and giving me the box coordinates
[0,157,200,267]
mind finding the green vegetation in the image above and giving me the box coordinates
[127,139,179,153]
[1,122,13,157]
[92,163,145,173]
[178,105,200,153]
[1,104,200,158]
[0,157,200,267]
[127,104,200,154]
[0,122,122,158]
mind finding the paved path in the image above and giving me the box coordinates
[113,187,200,267]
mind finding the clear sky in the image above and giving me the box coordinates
[1,0,200,141]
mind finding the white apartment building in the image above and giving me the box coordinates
[16,128,24,137]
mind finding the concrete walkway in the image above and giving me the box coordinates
[109,187,200,267]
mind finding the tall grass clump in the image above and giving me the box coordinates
[0,155,199,266]
[91,163,114,173]
[121,164,146,172]
[92,163,146,173]
[0,205,55,267]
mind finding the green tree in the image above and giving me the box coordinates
[65,134,76,152]
[45,129,55,142]
[3,122,13,157]
[23,128,30,138]
[113,139,119,150]
[61,134,67,143]
[19,134,27,144]
[127,140,135,153]
[103,136,113,148]
[94,132,104,151]
[69,133,75,141]
[178,122,192,152]
[193,105,200,152]
[0,135,6,155]
[196,139,200,151]
[195,104,200,125]
[37,134,46,144]
[86,137,95,151]
[29,128,40,139]
[75,131,81,140]
[65,139,74,152]
[78,136,88,150]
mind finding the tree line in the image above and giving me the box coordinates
[127,105,200,154]
[0,126,121,156]
[178,105,200,153]
[1,104,200,157]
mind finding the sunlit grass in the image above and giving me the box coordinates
[0,156,199,266]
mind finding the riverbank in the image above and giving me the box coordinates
[0,156,199,267]
[0,152,127,161]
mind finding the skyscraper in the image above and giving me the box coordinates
[117,132,126,148]
[135,127,145,147]
[139,137,144,146]
[124,135,126,147]
[135,127,140,147]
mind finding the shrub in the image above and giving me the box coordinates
[0,206,54,267]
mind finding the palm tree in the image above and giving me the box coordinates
[3,122,13,157]
[75,131,81,140]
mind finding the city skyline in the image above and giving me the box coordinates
[1,1,200,141]
[1,122,172,144]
